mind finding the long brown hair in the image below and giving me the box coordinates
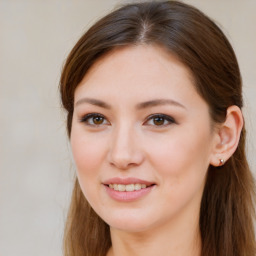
[60,1,256,255]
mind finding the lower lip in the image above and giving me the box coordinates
[104,185,155,202]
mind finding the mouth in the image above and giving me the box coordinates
[107,183,154,192]
[102,177,156,201]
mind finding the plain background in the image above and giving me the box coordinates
[0,0,255,255]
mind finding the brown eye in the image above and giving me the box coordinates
[144,114,176,127]
[80,113,109,126]
[93,116,104,125]
[153,116,165,126]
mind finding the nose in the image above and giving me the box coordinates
[107,125,144,170]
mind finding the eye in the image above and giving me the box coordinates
[80,113,109,126]
[144,114,176,127]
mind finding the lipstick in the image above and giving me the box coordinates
[102,177,156,202]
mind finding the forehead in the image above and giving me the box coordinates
[75,45,202,107]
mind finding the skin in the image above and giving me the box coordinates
[70,45,242,256]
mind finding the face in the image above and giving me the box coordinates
[71,45,217,233]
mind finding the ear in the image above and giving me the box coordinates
[210,105,244,167]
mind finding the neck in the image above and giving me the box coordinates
[107,211,201,256]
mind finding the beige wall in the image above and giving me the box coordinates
[0,1,255,255]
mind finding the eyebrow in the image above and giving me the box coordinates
[75,98,111,109]
[136,99,186,110]
[75,97,186,110]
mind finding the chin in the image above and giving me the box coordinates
[102,210,158,233]
[110,221,152,233]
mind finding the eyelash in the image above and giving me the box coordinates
[79,113,176,127]
[144,114,176,127]
[79,113,110,126]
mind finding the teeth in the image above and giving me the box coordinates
[125,184,134,191]
[108,183,150,192]
[117,184,126,191]
[134,184,142,190]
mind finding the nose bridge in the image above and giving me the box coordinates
[108,121,143,169]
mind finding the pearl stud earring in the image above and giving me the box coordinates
[219,159,225,166]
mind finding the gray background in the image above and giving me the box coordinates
[0,0,255,255]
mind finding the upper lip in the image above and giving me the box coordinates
[103,177,155,186]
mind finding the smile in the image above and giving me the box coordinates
[108,183,148,192]
[103,178,156,201]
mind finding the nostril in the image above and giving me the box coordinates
[108,154,142,170]
[108,150,145,170]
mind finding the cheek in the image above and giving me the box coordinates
[71,138,97,172]
[146,126,212,185]
[70,127,101,167]
[70,127,107,181]
[147,129,212,217]
[70,128,108,207]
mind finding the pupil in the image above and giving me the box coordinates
[154,117,164,125]
[93,116,103,124]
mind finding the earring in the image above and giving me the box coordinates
[219,159,225,166]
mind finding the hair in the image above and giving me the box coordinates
[59,1,256,256]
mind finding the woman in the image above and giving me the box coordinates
[60,1,255,256]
